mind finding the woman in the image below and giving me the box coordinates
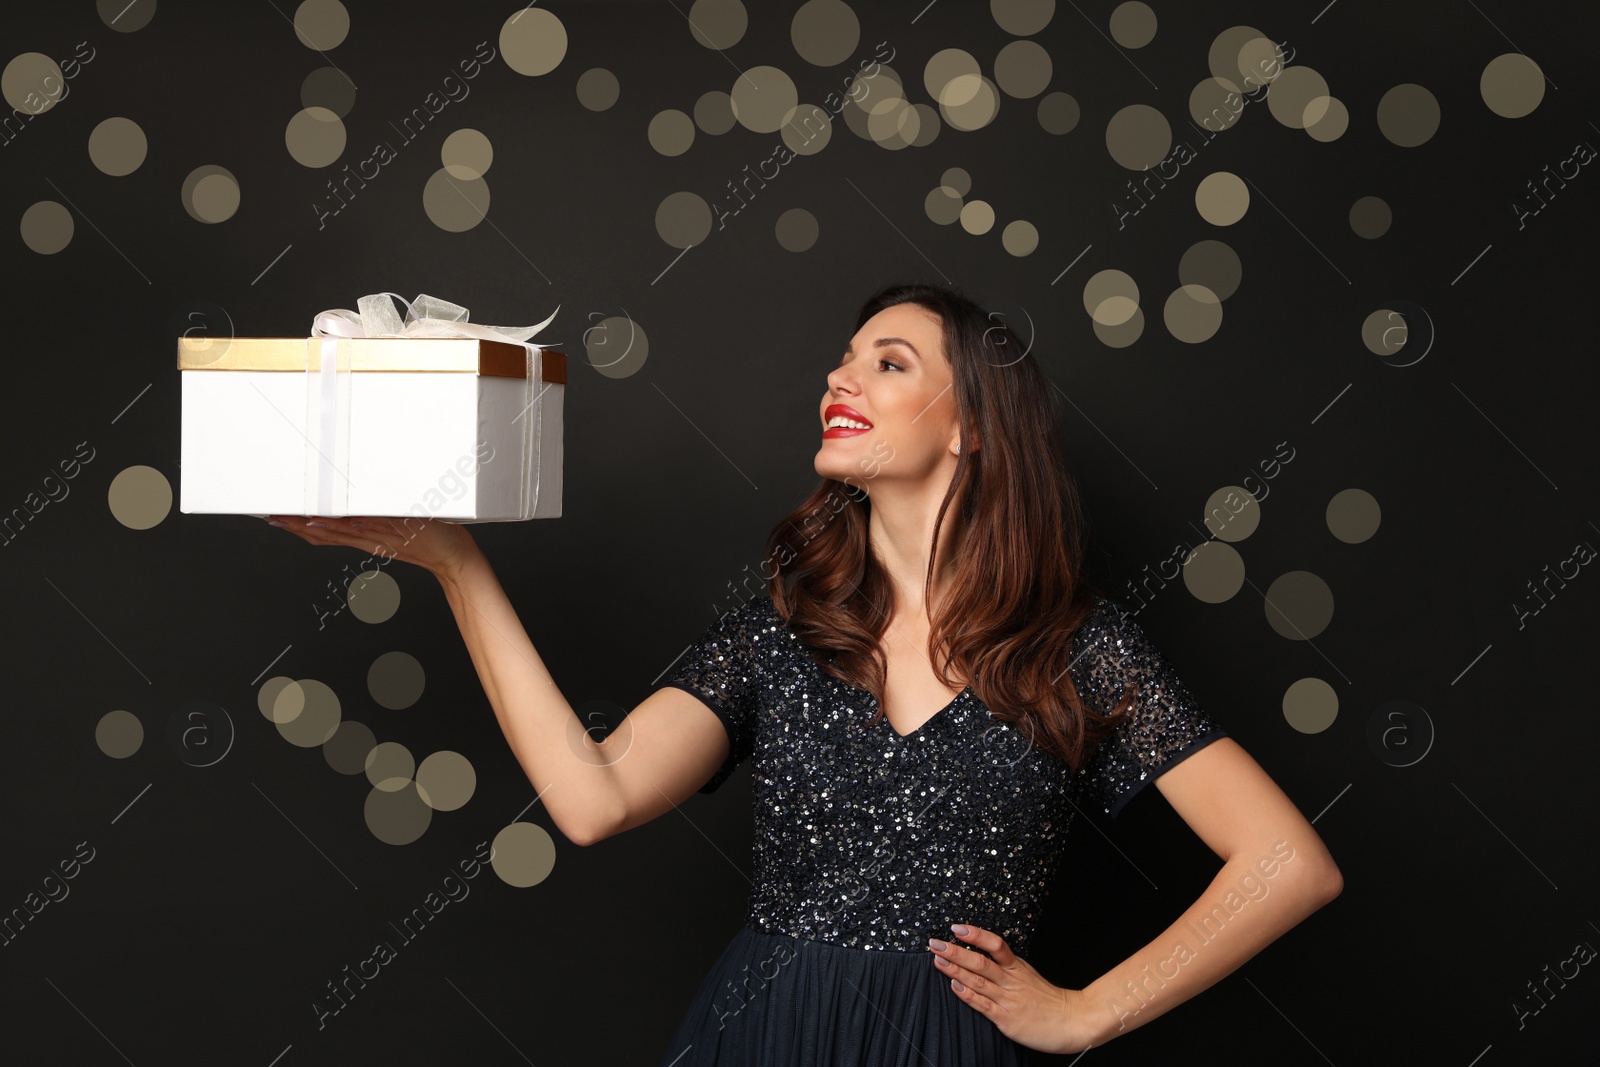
[266,282,1343,1063]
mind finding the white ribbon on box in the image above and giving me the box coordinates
[303,292,560,519]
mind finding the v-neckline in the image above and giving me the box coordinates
[883,684,971,739]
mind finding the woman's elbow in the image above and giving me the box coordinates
[563,813,615,848]
[1321,862,1344,902]
[562,825,600,848]
[1307,854,1344,904]
[543,750,627,848]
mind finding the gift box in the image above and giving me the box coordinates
[178,293,565,522]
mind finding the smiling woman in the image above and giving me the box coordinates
[262,281,1342,1065]
[634,282,1344,1062]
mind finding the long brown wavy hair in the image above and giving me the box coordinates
[763,282,1135,774]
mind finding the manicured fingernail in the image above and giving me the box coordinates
[306,521,327,528]
[928,938,948,952]
[951,924,970,936]
[952,979,965,991]
[267,520,285,527]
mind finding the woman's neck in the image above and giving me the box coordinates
[866,479,967,619]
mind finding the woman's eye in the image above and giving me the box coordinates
[877,358,903,371]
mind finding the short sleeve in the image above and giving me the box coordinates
[659,596,769,794]
[1068,598,1229,819]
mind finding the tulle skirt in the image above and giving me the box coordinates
[656,922,1037,1066]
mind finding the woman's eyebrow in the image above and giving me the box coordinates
[842,337,922,361]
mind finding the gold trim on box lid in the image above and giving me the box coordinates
[177,337,567,384]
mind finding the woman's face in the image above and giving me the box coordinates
[816,302,958,484]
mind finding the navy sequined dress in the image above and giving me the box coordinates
[654,593,1228,1066]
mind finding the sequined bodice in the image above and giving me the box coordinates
[663,594,1228,956]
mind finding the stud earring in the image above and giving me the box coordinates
[955,442,961,454]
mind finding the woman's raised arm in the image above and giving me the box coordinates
[433,545,733,845]
[263,513,732,846]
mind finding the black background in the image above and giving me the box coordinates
[2,1,1597,1063]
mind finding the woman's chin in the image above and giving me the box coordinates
[814,455,848,480]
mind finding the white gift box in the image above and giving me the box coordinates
[177,293,565,522]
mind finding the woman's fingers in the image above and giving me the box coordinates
[950,924,1016,967]
[264,515,367,545]
[265,514,359,526]
[929,929,1000,984]
[261,514,474,576]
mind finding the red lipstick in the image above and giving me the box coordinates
[823,403,873,439]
